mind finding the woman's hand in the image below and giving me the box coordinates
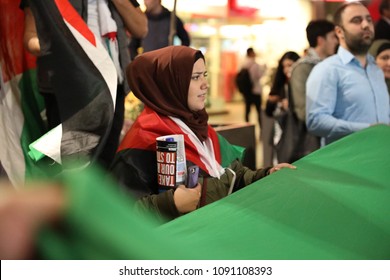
[173,184,202,214]
[268,163,296,174]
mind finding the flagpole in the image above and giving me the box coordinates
[168,0,177,46]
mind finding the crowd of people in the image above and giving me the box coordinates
[264,0,389,162]
[1,0,390,259]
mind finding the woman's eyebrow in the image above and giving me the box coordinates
[192,71,206,75]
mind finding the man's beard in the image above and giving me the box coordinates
[344,30,374,55]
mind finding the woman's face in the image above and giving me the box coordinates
[282,58,295,79]
[188,58,209,112]
[376,49,390,79]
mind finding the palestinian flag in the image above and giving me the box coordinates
[0,0,116,186]
[0,0,47,186]
[27,0,117,166]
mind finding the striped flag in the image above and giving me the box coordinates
[0,0,117,186]
[0,0,47,186]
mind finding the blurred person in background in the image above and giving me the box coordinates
[375,0,390,40]
[291,20,338,123]
[369,39,390,93]
[239,47,266,129]
[264,51,300,164]
[129,0,190,59]
[288,19,338,161]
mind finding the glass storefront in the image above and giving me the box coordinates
[138,0,381,106]
[176,0,311,104]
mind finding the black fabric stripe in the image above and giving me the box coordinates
[110,148,158,199]
[30,0,114,161]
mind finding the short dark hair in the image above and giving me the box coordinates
[306,19,335,47]
[334,1,365,27]
[246,47,255,56]
[379,0,390,15]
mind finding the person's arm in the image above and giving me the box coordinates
[290,63,313,122]
[306,65,337,138]
[110,152,201,221]
[240,161,295,183]
[134,190,178,221]
[134,183,202,222]
[23,7,41,56]
[207,160,295,194]
[175,16,190,46]
[111,0,148,38]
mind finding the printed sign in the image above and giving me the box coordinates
[156,135,186,189]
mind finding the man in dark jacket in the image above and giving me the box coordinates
[129,0,190,59]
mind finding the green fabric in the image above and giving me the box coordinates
[217,133,245,168]
[19,69,48,180]
[38,125,390,259]
[159,125,390,259]
[38,170,193,260]
[28,143,45,161]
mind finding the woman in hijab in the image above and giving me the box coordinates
[369,39,390,94]
[111,46,295,222]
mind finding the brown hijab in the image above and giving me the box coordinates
[127,46,209,141]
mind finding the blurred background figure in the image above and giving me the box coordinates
[129,0,190,59]
[264,51,300,164]
[238,47,266,129]
[375,0,390,40]
[369,39,390,93]
[287,19,338,162]
[290,19,337,123]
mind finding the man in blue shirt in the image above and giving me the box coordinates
[306,2,390,145]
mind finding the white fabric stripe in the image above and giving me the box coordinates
[29,20,118,165]
[65,20,117,108]
[169,117,224,178]
[29,125,63,164]
[0,72,25,187]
